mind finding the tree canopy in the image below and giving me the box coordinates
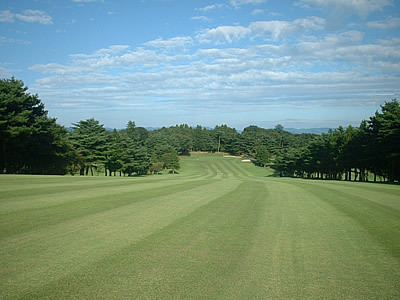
[279,100,400,182]
[0,77,75,174]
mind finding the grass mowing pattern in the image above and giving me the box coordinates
[1,153,399,298]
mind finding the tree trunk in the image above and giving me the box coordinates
[2,140,7,174]
[360,169,365,182]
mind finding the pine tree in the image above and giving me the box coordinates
[0,77,75,174]
[69,118,108,175]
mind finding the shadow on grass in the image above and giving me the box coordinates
[266,165,283,178]
[250,160,282,177]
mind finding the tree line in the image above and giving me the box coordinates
[0,78,180,176]
[0,78,313,176]
[1,77,399,182]
[277,99,400,183]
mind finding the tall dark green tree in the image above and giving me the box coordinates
[69,118,108,175]
[369,99,400,181]
[149,151,163,174]
[255,144,270,167]
[1,77,44,173]
[105,129,125,176]
[214,125,240,154]
[193,125,215,152]
[162,149,180,174]
[121,121,151,176]
[0,77,75,174]
[123,146,150,176]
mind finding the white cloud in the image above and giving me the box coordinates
[197,26,251,43]
[30,63,75,75]
[335,44,400,64]
[15,10,53,25]
[0,9,53,24]
[70,45,130,58]
[378,37,400,45]
[144,36,193,48]
[0,36,31,45]
[230,0,267,7]
[368,17,400,29]
[30,35,399,113]
[0,10,14,23]
[297,0,392,18]
[196,4,227,12]
[251,17,325,40]
[191,16,211,22]
[31,46,166,76]
[251,9,265,15]
[197,17,325,43]
[289,31,400,73]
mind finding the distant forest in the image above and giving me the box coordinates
[1,77,399,182]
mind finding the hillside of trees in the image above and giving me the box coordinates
[1,77,399,182]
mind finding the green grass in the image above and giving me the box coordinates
[1,153,399,299]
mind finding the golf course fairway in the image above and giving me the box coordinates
[1,153,399,299]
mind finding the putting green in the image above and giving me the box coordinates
[1,153,399,298]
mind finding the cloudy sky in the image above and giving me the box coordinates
[1,0,399,129]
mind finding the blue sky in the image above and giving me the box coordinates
[1,0,399,129]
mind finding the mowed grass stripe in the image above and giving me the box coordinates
[208,157,248,179]
[222,157,254,179]
[298,179,400,210]
[0,175,139,196]
[0,178,241,299]
[0,179,215,239]
[226,180,400,299]
[176,156,216,179]
[18,181,268,299]
[218,159,246,178]
[296,181,400,260]
[0,177,209,213]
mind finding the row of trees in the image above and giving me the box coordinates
[0,78,180,176]
[276,100,400,182]
[1,77,399,182]
[69,119,180,176]
[66,120,314,176]
[0,78,316,176]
